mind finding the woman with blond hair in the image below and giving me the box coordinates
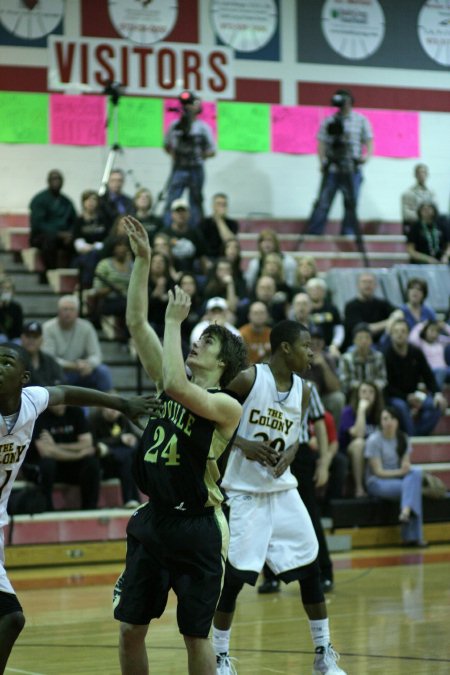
[244,228,297,292]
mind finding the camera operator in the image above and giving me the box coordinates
[307,89,373,236]
[163,91,216,228]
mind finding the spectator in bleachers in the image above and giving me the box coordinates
[409,320,450,390]
[197,193,239,268]
[203,258,238,314]
[133,187,162,244]
[384,318,446,435]
[0,277,23,343]
[401,164,436,236]
[339,322,387,398]
[223,238,247,298]
[147,251,175,339]
[400,277,436,330]
[260,252,294,299]
[152,231,182,284]
[72,190,109,289]
[178,273,204,356]
[189,296,241,346]
[238,275,287,326]
[20,321,65,386]
[42,295,113,392]
[29,169,76,279]
[244,228,297,292]
[365,406,426,547]
[89,406,141,509]
[165,198,200,275]
[32,403,101,511]
[239,301,271,364]
[293,255,319,293]
[344,272,396,348]
[290,291,313,330]
[88,235,133,342]
[338,381,384,497]
[101,215,128,259]
[406,202,449,264]
[306,277,344,357]
[307,325,346,429]
[98,169,134,230]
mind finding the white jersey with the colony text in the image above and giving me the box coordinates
[222,363,304,494]
[0,387,49,529]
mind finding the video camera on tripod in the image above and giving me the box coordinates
[168,90,200,138]
[325,91,356,173]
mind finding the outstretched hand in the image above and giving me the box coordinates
[123,394,164,429]
[165,285,191,323]
[122,216,151,261]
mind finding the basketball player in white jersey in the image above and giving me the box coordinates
[0,343,155,675]
[213,320,346,675]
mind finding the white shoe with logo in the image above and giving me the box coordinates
[313,644,346,674]
[216,652,238,675]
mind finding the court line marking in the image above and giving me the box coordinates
[14,643,450,663]
[6,668,46,675]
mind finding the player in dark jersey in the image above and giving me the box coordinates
[114,216,246,675]
[0,342,158,675]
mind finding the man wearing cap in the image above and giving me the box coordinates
[165,198,202,274]
[163,91,216,228]
[190,297,241,346]
[339,322,387,398]
[20,321,66,387]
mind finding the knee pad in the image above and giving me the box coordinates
[299,560,324,605]
[216,566,245,613]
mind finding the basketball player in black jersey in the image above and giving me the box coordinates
[114,216,247,675]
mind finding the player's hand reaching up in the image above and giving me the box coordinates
[165,286,192,324]
[122,216,151,262]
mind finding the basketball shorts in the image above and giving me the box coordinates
[226,488,318,585]
[113,502,229,637]
[0,531,22,616]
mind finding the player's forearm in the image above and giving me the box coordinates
[49,386,128,414]
[163,320,188,394]
[126,257,150,330]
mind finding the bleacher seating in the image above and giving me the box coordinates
[0,211,449,561]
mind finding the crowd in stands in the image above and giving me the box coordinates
[3,162,449,517]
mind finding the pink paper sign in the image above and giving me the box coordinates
[271,105,323,154]
[50,94,106,146]
[358,108,419,158]
[163,98,217,139]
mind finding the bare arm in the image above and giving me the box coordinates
[349,399,369,438]
[46,386,161,427]
[368,455,408,479]
[123,216,164,390]
[312,417,331,487]
[35,431,95,461]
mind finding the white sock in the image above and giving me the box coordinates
[309,618,330,649]
[212,626,231,655]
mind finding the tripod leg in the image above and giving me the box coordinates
[308,169,338,235]
[99,148,120,196]
[341,170,369,267]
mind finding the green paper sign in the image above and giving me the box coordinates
[0,92,48,144]
[218,102,270,152]
[108,97,163,147]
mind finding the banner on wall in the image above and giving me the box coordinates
[47,36,234,99]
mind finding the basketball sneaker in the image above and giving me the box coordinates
[313,644,346,674]
[216,652,238,674]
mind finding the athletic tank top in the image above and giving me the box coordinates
[133,390,234,514]
[0,387,49,527]
[221,363,303,494]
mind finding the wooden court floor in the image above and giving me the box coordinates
[5,544,450,675]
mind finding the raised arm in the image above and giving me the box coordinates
[123,216,164,391]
